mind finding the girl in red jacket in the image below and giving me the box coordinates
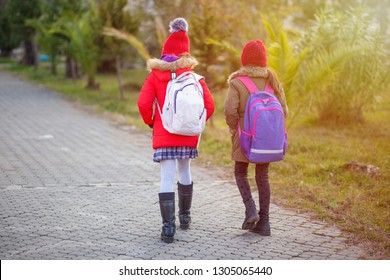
[138,18,214,243]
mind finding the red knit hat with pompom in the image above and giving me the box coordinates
[241,40,267,67]
[162,18,190,56]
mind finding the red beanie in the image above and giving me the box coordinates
[241,40,267,67]
[162,18,190,56]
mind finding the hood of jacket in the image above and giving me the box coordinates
[147,55,199,82]
[227,66,268,83]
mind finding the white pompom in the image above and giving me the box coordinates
[169,18,188,33]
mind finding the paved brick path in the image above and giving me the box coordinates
[0,71,366,260]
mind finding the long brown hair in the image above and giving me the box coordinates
[267,68,281,99]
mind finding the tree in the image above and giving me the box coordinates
[0,0,19,57]
[150,0,194,34]
[28,0,83,75]
[301,6,389,124]
[259,6,389,126]
[102,27,150,62]
[98,0,141,99]
[188,0,294,89]
[57,0,84,79]
[189,0,255,89]
[189,0,229,88]
[53,0,102,89]
[202,3,386,126]
[6,0,41,65]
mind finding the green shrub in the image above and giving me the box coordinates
[301,6,389,124]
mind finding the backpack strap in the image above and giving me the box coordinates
[236,76,258,94]
[236,76,274,94]
[175,71,204,82]
[154,98,161,121]
[155,71,189,118]
[264,81,274,94]
[235,76,275,134]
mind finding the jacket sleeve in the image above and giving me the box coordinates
[137,73,156,126]
[199,79,215,121]
[224,81,240,130]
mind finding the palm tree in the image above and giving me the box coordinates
[51,1,101,89]
[102,27,150,63]
[300,6,388,124]
[262,16,357,126]
[26,19,63,75]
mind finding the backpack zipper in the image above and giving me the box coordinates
[248,98,278,112]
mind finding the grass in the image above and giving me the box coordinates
[2,61,389,259]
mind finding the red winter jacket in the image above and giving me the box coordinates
[138,56,215,149]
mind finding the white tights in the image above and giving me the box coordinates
[160,158,192,193]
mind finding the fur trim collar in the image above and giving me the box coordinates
[147,55,198,72]
[227,66,268,83]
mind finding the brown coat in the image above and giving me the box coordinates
[224,66,288,163]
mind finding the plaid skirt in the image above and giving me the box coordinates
[153,146,198,162]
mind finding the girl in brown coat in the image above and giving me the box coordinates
[224,40,288,235]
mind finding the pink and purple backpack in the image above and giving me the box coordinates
[237,76,287,163]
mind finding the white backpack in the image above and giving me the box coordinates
[156,71,206,136]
